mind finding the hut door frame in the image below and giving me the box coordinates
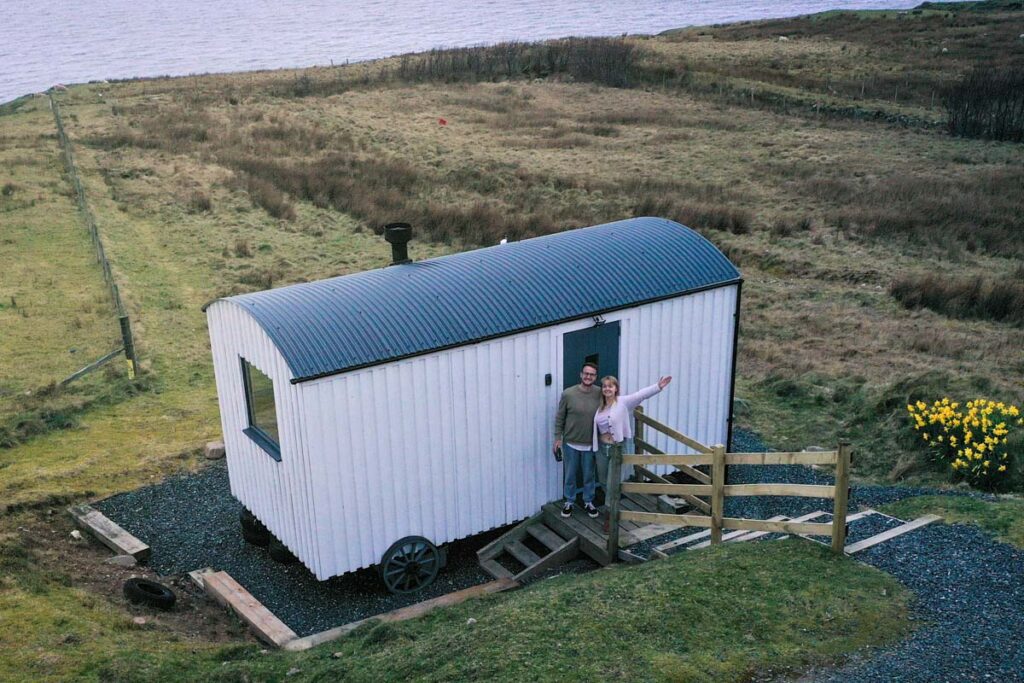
[562,320,620,390]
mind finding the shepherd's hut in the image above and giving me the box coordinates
[204,217,741,587]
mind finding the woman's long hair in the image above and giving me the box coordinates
[600,375,619,409]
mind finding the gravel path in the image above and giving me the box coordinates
[95,461,518,637]
[96,428,1023,679]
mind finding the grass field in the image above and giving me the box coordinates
[1,4,1022,680]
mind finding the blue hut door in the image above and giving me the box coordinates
[562,322,620,389]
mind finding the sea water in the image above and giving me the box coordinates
[1,0,954,105]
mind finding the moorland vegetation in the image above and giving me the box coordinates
[1,3,1023,680]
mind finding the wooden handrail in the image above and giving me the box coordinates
[633,411,712,454]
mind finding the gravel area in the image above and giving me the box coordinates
[816,523,1024,682]
[95,461,521,637]
[95,428,1023,679]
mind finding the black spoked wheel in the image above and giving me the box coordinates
[379,536,441,594]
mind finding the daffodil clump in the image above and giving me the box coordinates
[907,397,1021,489]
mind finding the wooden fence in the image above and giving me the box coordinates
[605,408,851,558]
[49,92,138,381]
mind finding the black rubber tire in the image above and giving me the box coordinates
[123,578,176,610]
[268,537,297,564]
[240,509,270,547]
[378,536,441,594]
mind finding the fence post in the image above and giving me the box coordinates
[831,442,851,553]
[633,406,645,480]
[606,443,623,561]
[119,314,137,379]
[711,444,725,544]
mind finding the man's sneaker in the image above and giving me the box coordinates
[561,502,573,518]
[584,502,599,518]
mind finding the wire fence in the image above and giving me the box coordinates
[49,92,138,381]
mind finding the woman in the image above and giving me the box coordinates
[592,375,672,502]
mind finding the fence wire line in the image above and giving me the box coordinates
[49,92,138,375]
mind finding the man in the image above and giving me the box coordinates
[553,362,602,518]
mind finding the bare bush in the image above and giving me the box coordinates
[946,66,1024,142]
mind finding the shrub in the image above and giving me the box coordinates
[907,397,1022,490]
[946,66,1024,142]
[890,273,1024,327]
[186,190,212,213]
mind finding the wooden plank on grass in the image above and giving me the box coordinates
[724,451,838,466]
[627,522,687,544]
[722,484,836,498]
[844,515,943,554]
[284,578,516,651]
[68,504,150,561]
[622,482,713,496]
[203,571,298,648]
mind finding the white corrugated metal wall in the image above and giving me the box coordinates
[207,300,321,571]
[294,283,738,579]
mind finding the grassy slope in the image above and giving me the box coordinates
[0,6,1022,681]
[9,541,910,683]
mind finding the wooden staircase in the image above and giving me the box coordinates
[478,488,694,581]
[477,511,581,582]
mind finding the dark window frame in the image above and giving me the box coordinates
[240,357,281,462]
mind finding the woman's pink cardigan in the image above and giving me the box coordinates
[591,384,663,450]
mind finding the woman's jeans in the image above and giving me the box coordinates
[596,438,633,499]
[562,444,596,504]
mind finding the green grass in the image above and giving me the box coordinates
[34,541,910,683]
[880,495,1024,549]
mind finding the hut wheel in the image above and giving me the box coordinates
[379,536,441,594]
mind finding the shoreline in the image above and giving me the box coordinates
[0,1,955,107]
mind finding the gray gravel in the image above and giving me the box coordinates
[96,428,1024,680]
[95,460,518,637]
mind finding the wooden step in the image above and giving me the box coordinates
[506,540,542,568]
[526,523,567,552]
[477,511,543,562]
[514,537,579,583]
[480,558,514,580]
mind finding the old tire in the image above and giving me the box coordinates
[268,537,297,564]
[379,536,441,594]
[123,578,176,610]
[240,509,270,547]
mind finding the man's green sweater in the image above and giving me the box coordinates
[554,384,602,446]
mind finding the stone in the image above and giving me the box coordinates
[466,618,477,625]
[132,617,147,626]
[104,554,138,568]
[70,530,82,540]
[204,441,226,460]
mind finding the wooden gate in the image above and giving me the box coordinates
[605,409,852,559]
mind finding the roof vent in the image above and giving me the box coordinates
[383,222,412,265]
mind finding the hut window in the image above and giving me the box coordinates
[241,358,281,461]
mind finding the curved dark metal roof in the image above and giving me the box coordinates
[218,217,740,383]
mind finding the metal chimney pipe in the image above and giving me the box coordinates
[383,222,412,265]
